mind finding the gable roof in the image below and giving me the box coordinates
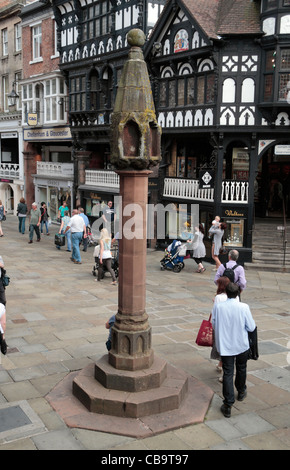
[183,0,261,38]
[147,0,262,47]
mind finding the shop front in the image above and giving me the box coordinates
[219,206,250,264]
[33,173,73,222]
[23,125,73,217]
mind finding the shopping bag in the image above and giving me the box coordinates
[195,314,213,347]
[54,233,65,246]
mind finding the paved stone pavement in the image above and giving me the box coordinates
[0,215,289,451]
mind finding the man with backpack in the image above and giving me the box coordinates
[214,249,247,295]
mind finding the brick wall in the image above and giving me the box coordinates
[22,15,60,79]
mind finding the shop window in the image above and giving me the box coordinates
[223,219,244,247]
[165,203,197,240]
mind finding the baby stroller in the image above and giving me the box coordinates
[86,225,98,247]
[160,240,187,273]
[92,244,119,279]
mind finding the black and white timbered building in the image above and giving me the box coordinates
[144,0,290,264]
[51,0,290,263]
[51,0,165,227]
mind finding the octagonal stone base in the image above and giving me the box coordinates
[73,356,188,418]
[46,359,214,438]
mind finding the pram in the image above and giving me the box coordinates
[86,225,98,247]
[92,244,119,279]
[160,240,187,273]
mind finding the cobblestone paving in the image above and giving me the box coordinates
[0,215,289,450]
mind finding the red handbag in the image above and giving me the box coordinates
[196,314,213,347]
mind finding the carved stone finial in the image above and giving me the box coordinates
[110,29,161,170]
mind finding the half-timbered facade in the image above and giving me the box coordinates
[145,0,290,262]
[51,0,165,223]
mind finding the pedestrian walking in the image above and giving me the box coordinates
[57,200,69,221]
[214,249,247,296]
[17,197,28,234]
[58,210,71,252]
[102,201,116,236]
[78,207,89,252]
[212,282,256,417]
[40,202,50,236]
[28,202,41,244]
[96,228,117,284]
[63,209,86,264]
[0,200,6,237]
[209,221,227,270]
[192,224,206,273]
[210,276,239,379]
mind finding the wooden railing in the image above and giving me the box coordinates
[221,180,248,204]
[163,178,214,202]
[85,169,119,188]
[0,163,19,178]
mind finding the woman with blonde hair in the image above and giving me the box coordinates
[0,200,6,237]
[96,228,117,285]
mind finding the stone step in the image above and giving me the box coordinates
[72,358,189,419]
[244,262,290,272]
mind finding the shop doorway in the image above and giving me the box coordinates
[255,145,290,219]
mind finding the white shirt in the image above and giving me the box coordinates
[212,298,256,356]
[68,214,85,233]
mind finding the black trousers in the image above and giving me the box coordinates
[221,349,249,407]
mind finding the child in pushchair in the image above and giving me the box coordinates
[92,244,119,280]
[160,240,187,272]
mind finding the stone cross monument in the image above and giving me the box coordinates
[68,29,213,436]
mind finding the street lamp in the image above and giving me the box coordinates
[8,82,19,107]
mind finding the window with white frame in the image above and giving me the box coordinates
[15,23,21,52]
[1,75,9,111]
[45,78,66,122]
[15,71,22,110]
[22,77,66,125]
[2,28,8,56]
[32,24,42,60]
[22,83,34,124]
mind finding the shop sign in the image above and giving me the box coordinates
[274,145,290,155]
[23,127,72,141]
[221,208,247,218]
[148,178,159,189]
[27,113,38,126]
[1,132,18,139]
[199,170,214,189]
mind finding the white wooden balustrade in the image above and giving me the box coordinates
[0,163,19,178]
[163,178,248,204]
[221,180,248,204]
[85,169,120,188]
[163,178,214,202]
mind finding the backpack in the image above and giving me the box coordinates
[223,263,238,283]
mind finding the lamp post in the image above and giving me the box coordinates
[8,82,19,107]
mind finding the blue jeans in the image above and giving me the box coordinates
[71,232,83,262]
[41,220,49,234]
[65,229,71,251]
[18,216,26,234]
